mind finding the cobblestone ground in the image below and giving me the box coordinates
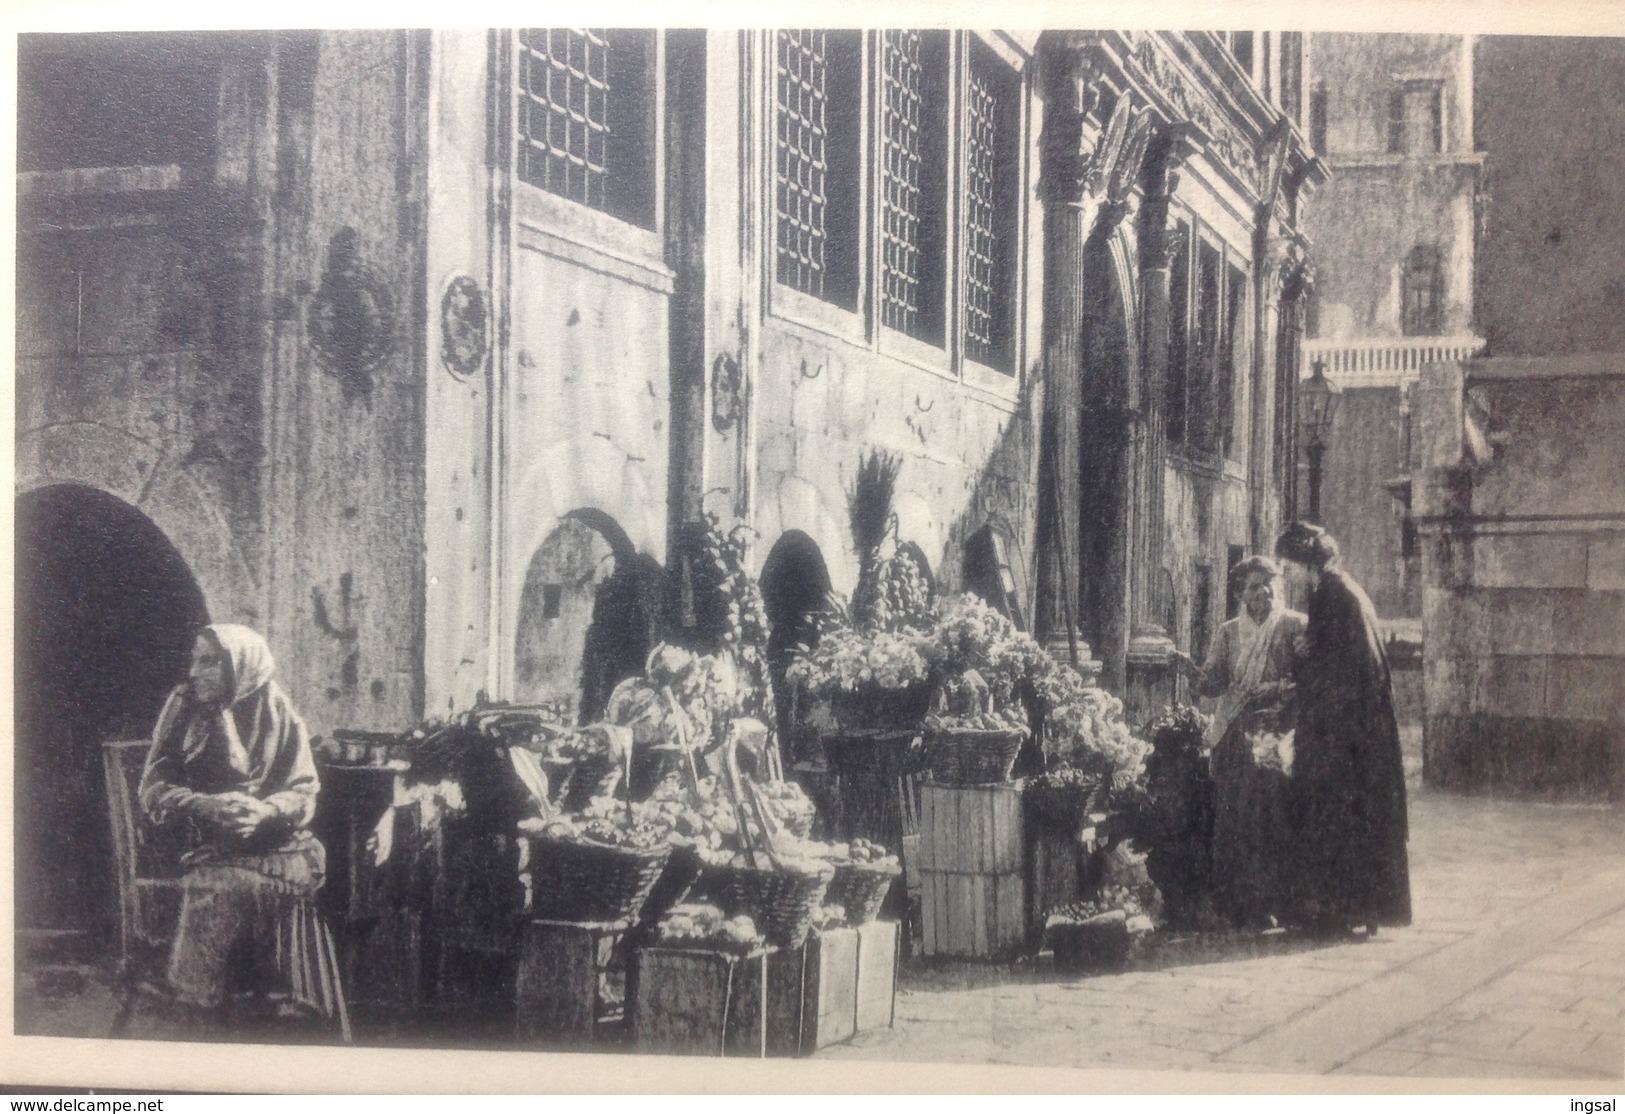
[820,784,1625,1082]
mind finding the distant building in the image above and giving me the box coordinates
[1301,32,1485,660]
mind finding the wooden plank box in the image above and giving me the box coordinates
[919,870,1027,959]
[916,782,1024,874]
[513,919,624,1046]
[631,946,773,1057]
[854,920,899,1032]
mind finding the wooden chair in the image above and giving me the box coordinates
[101,739,352,1041]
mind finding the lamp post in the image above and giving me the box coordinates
[1299,359,1342,522]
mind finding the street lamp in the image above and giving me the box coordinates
[1299,359,1343,522]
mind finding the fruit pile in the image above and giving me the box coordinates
[923,707,1030,734]
[754,778,817,837]
[523,797,668,851]
[1047,885,1156,935]
[821,838,898,869]
[656,902,763,950]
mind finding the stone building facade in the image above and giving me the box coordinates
[14,29,1318,937]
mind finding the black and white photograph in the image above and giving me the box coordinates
[6,3,1624,1094]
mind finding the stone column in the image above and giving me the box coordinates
[1033,36,1103,677]
[1124,125,1200,723]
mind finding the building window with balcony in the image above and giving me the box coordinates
[774,29,862,310]
[1386,79,1444,155]
[516,29,659,230]
[1402,245,1444,336]
[963,40,1021,373]
[879,30,950,345]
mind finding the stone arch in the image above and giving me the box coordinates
[15,421,259,624]
[759,530,833,767]
[15,482,211,941]
[513,507,658,723]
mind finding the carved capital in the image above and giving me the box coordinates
[1039,47,1105,205]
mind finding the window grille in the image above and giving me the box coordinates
[964,43,1017,370]
[518,29,612,210]
[516,28,656,228]
[880,30,925,334]
[775,30,833,298]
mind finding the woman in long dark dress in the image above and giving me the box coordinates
[1275,523,1412,935]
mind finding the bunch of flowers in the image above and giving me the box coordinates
[1036,663,1150,801]
[785,620,932,697]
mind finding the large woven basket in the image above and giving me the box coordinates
[1025,777,1106,832]
[823,860,901,927]
[702,861,835,948]
[526,835,669,924]
[926,727,1027,786]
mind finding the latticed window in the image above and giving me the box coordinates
[516,28,656,229]
[1402,245,1444,336]
[964,41,1019,371]
[879,30,947,343]
[775,30,860,308]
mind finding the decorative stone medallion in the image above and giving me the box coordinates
[308,226,393,403]
[440,275,489,379]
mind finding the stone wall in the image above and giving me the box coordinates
[1414,354,1625,798]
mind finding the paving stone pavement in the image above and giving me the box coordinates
[819,785,1625,1082]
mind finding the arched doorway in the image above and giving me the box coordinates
[513,509,656,724]
[759,531,832,767]
[1078,235,1136,684]
[15,484,209,943]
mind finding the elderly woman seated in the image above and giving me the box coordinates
[138,623,345,1034]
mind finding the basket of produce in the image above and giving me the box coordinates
[925,714,1029,786]
[700,854,835,949]
[521,804,671,924]
[1044,889,1155,972]
[821,839,901,926]
[923,674,1030,786]
[1025,768,1107,830]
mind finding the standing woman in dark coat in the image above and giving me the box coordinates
[1275,522,1412,935]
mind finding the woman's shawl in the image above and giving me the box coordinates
[1198,606,1306,748]
[138,625,320,846]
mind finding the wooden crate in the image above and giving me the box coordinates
[733,926,859,1055]
[854,920,898,1032]
[916,782,1023,874]
[513,919,624,1045]
[630,946,771,1057]
[919,870,1026,959]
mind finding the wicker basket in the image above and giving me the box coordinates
[702,861,835,948]
[1025,777,1105,832]
[526,835,670,924]
[824,860,901,926]
[926,727,1028,786]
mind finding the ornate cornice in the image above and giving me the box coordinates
[1120,32,1264,198]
